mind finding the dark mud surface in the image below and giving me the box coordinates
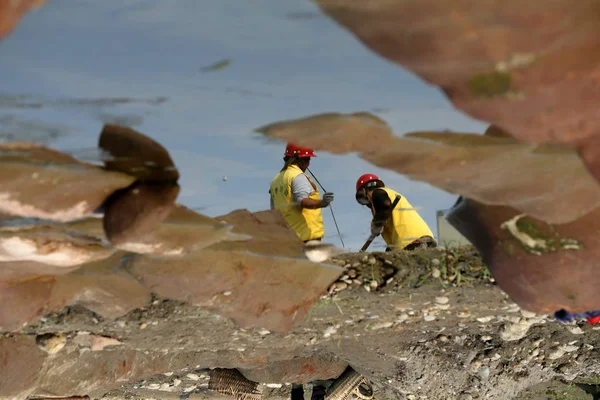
[8,247,599,400]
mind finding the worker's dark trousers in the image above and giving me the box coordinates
[291,384,326,400]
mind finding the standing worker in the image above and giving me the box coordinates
[270,143,334,243]
[355,173,436,251]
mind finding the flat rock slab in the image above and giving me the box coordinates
[130,249,343,332]
[0,142,134,221]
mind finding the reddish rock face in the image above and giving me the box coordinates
[447,198,600,314]
[316,0,600,182]
[0,0,45,42]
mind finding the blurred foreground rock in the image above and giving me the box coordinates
[316,0,600,182]
[0,0,45,42]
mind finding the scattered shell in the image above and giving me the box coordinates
[438,335,449,342]
[520,309,537,319]
[491,353,501,361]
[476,316,494,323]
[323,325,339,338]
[457,311,471,318]
[424,315,436,322]
[567,326,584,335]
[397,314,409,323]
[183,385,197,393]
[139,322,148,329]
[159,382,171,391]
[481,335,492,342]
[259,329,271,336]
[186,373,200,381]
[384,259,393,265]
[436,304,450,310]
[36,333,66,355]
[164,372,174,377]
[147,383,161,390]
[223,291,232,296]
[431,258,441,267]
[266,383,283,388]
[173,379,181,387]
[372,322,394,330]
[435,296,449,305]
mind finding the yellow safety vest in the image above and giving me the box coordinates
[371,187,434,249]
[270,164,325,241]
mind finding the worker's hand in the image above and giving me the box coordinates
[321,192,334,207]
[371,222,383,237]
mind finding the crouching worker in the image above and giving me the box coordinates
[270,143,334,243]
[355,173,436,251]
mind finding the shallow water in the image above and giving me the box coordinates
[0,0,487,251]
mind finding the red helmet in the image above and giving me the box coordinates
[356,173,383,191]
[284,143,316,158]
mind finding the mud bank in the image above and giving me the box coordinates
[2,247,598,400]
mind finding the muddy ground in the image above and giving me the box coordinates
[13,246,600,400]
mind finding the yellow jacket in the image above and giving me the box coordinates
[371,187,434,249]
[270,164,325,241]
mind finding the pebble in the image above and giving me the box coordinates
[457,311,470,318]
[164,372,174,377]
[438,335,449,342]
[223,291,232,296]
[436,304,450,310]
[332,282,349,292]
[369,280,378,289]
[348,269,357,278]
[173,379,181,387]
[352,262,361,268]
[431,268,441,279]
[431,258,441,267]
[140,322,148,329]
[491,353,501,361]
[384,259,393,265]
[481,335,492,342]
[259,329,271,336]
[435,296,449,305]
[159,382,171,391]
[424,315,436,322]
[476,316,494,323]
[362,255,369,262]
[478,367,490,380]
[368,257,377,265]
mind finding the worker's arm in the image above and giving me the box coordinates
[371,188,394,227]
[291,175,332,209]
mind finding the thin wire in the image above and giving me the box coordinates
[306,167,345,248]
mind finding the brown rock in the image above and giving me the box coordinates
[0,276,54,331]
[99,124,180,182]
[447,197,600,313]
[102,182,180,247]
[130,249,343,332]
[210,208,305,258]
[48,251,151,320]
[0,0,45,42]
[0,142,134,221]
[0,335,47,399]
